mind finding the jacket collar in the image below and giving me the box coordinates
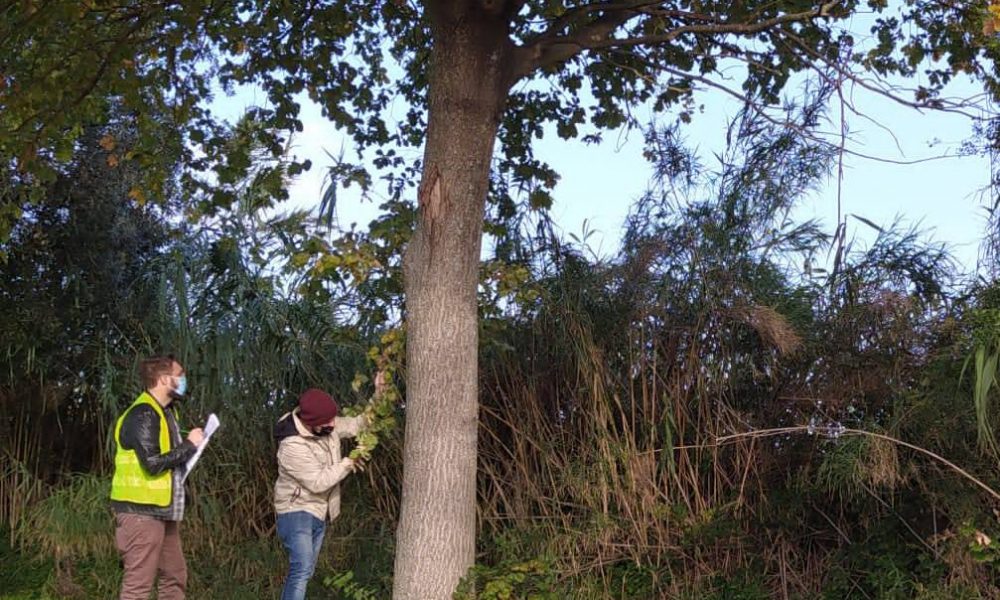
[290,409,316,438]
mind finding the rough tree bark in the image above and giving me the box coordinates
[394,2,515,599]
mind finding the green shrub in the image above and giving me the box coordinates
[454,559,559,600]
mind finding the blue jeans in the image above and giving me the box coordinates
[277,511,326,600]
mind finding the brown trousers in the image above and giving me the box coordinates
[114,513,187,600]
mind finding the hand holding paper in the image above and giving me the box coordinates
[183,413,220,480]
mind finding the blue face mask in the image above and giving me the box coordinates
[171,375,187,397]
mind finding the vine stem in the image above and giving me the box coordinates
[703,426,1000,503]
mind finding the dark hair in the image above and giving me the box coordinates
[139,354,179,389]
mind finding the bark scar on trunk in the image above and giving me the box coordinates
[419,165,444,250]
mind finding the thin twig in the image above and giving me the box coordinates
[713,426,1000,503]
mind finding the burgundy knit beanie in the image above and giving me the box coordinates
[298,388,338,427]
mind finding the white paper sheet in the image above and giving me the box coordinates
[183,413,220,480]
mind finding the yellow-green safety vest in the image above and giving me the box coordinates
[109,392,173,507]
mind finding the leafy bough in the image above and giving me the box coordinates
[345,328,403,462]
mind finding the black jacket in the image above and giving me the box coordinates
[120,403,197,475]
[111,402,197,518]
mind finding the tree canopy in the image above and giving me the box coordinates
[3,1,999,233]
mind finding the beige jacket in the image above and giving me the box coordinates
[273,409,365,522]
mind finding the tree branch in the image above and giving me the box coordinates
[530,0,660,43]
[778,27,987,119]
[641,58,968,166]
[512,1,843,82]
[511,1,657,79]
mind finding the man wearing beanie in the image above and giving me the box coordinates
[272,388,367,600]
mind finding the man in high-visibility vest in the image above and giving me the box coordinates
[109,354,204,600]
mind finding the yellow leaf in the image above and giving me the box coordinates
[106,154,119,167]
[290,252,311,268]
[99,134,116,151]
[128,186,146,206]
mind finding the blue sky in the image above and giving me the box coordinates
[215,8,993,276]
[530,77,991,272]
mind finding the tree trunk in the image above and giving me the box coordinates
[394,4,513,599]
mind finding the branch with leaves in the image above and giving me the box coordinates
[346,327,404,462]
